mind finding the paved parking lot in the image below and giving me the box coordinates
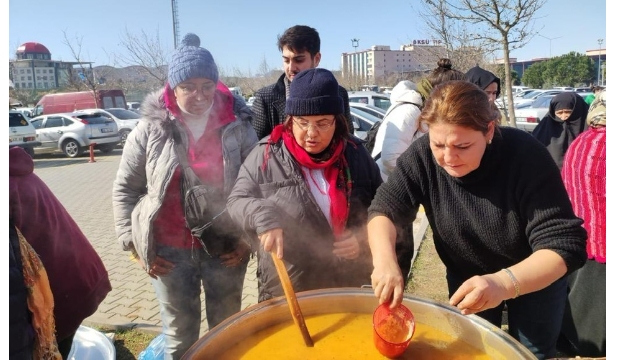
[32,149,425,336]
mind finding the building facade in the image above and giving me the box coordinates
[9,42,92,90]
[341,41,445,84]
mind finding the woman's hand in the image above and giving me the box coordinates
[333,229,360,260]
[371,260,405,308]
[145,255,175,279]
[259,228,284,259]
[220,240,251,267]
[449,273,509,315]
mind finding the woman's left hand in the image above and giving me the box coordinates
[449,273,509,315]
[220,240,251,268]
[333,229,360,260]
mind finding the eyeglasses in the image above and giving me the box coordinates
[292,117,336,132]
[176,82,216,97]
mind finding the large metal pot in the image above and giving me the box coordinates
[183,288,536,359]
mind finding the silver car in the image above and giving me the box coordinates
[30,111,121,158]
[349,102,387,121]
[351,107,381,140]
[514,95,555,133]
[78,108,141,145]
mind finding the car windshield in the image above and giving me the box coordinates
[530,96,554,108]
[9,112,30,127]
[74,114,113,124]
[522,90,542,99]
[106,109,140,119]
[351,107,381,123]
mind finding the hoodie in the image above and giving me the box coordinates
[465,65,501,96]
[371,80,424,181]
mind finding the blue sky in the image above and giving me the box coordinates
[8,0,605,74]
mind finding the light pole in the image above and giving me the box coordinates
[597,39,603,86]
[539,34,561,58]
[351,38,359,90]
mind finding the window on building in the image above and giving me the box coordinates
[21,76,25,81]
[20,69,24,74]
[49,69,53,73]
[27,83,32,88]
[27,76,32,80]
[36,69,40,74]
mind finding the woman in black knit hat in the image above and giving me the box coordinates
[227,68,383,302]
[367,80,587,360]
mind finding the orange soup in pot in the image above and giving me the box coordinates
[217,312,498,359]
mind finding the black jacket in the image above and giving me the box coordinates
[227,135,382,301]
[251,73,354,140]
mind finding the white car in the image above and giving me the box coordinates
[513,89,565,108]
[78,108,141,145]
[349,102,386,120]
[514,95,555,133]
[348,91,391,111]
[9,110,40,157]
[351,107,381,140]
[30,111,121,158]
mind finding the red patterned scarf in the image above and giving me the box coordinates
[268,125,350,237]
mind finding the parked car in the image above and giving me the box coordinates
[513,89,565,108]
[29,111,120,158]
[78,108,140,145]
[349,102,386,120]
[348,91,391,111]
[495,88,540,109]
[351,107,381,139]
[9,110,40,157]
[11,107,34,118]
[514,95,555,133]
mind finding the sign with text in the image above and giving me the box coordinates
[412,39,443,46]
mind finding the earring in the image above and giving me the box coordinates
[488,139,492,145]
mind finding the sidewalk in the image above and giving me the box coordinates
[32,151,428,336]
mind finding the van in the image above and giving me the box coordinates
[32,89,127,117]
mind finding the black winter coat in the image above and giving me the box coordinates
[227,135,382,301]
[251,73,354,140]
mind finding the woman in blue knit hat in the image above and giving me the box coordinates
[227,68,383,302]
[112,33,258,359]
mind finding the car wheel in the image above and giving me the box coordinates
[98,144,116,154]
[119,129,131,146]
[62,139,83,158]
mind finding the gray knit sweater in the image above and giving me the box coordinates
[368,127,587,279]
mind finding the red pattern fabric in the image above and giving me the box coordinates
[561,127,606,263]
[154,81,236,248]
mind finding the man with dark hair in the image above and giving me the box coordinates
[251,25,353,139]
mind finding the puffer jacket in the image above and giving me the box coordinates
[371,80,423,181]
[227,135,382,301]
[112,86,258,270]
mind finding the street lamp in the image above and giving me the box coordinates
[351,38,360,90]
[539,34,561,58]
[597,39,603,86]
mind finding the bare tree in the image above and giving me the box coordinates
[61,30,107,102]
[420,0,547,126]
[113,28,170,88]
[417,0,487,72]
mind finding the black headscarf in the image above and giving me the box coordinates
[532,92,589,169]
[464,66,501,97]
